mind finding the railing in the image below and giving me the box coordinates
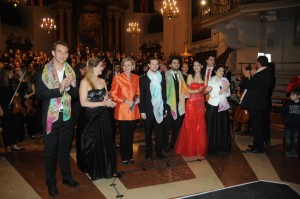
[201,0,282,19]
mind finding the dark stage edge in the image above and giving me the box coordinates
[176,180,300,199]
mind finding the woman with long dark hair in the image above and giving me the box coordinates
[175,60,211,157]
[77,57,120,180]
[0,66,25,152]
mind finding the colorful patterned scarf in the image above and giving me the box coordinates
[42,59,76,134]
[147,70,164,123]
[165,70,189,119]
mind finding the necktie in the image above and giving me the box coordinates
[174,74,178,82]
[206,69,211,84]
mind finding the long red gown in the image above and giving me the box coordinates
[175,83,208,157]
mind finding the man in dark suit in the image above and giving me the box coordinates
[202,54,216,85]
[240,56,273,153]
[164,56,189,151]
[140,57,167,159]
[36,40,79,197]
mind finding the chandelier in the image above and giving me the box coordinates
[10,0,20,8]
[40,18,57,34]
[126,22,141,36]
[160,0,179,20]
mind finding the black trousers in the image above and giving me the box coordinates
[44,112,74,186]
[164,109,183,148]
[2,111,18,146]
[118,120,137,161]
[144,113,163,156]
[249,109,266,150]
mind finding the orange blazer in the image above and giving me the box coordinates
[110,73,140,121]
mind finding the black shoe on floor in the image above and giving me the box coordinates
[122,160,129,165]
[247,148,264,154]
[129,159,135,163]
[48,185,59,197]
[157,153,165,159]
[164,146,170,153]
[62,179,79,188]
[11,147,25,151]
[146,154,152,160]
[248,144,255,149]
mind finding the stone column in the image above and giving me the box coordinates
[120,14,125,53]
[114,13,120,52]
[57,9,65,40]
[66,9,73,49]
[107,13,113,51]
[293,16,300,46]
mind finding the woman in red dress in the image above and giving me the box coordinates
[175,60,211,157]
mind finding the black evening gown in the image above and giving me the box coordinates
[76,88,117,180]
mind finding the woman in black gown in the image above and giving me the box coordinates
[77,57,119,180]
[0,66,25,152]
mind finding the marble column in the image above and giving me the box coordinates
[57,9,65,40]
[114,13,120,52]
[120,14,125,53]
[66,9,73,49]
[107,13,113,51]
[293,16,300,46]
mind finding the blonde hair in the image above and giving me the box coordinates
[85,57,103,89]
[121,57,136,71]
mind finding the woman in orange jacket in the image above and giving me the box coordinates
[110,57,140,165]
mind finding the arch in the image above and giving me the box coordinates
[148,14,163,33]
[0,1,22,27]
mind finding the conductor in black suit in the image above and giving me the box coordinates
[36,40,79,197]
[139,57,167,160]
[240,56,273,153]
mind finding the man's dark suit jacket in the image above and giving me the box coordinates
[202,66,215,81]
[35,68,79,133]
[240,68,272,111]
[139,73,167,116]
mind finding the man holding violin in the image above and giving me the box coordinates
[36,40,79,197]
[240,56,273,153]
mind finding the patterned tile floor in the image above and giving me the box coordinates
[0,113,299,199]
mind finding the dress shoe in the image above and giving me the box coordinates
[62,179,79,188]
[129,159,135,163]
[11,146,25,151]
[48,185,59,197]
[122,160,129,165]
[157,153,165,159]
[164,147,170,153]
[247,148,264,153]
[145,154,152,160]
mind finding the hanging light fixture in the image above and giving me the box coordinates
[40,17,57,34]
[10,0,20,8]
[126,22,141,36]
[160,0,179,20]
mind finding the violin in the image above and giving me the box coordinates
[9,71,26,115]
[12,94,25,115]
[24,98,36,115]
[234,105,249,124]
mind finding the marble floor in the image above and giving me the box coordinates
[0,113,299,199]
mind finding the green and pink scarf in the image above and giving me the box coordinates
[42,59,76,134]
[165,70,189,120]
